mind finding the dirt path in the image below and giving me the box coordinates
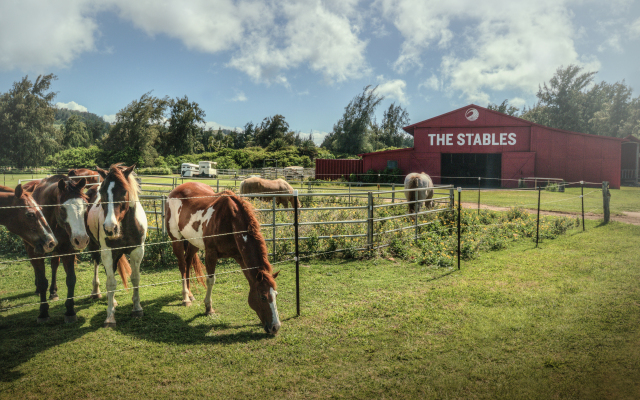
[460,202,640,226]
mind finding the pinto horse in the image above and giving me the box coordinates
[26,175,91,323]
[0,184,57,254]
[87,164,147,328]
[165,183,281,335]
[404,172,434,221]
[68,168,101,185]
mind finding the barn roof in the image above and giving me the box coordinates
[403,103,624,143]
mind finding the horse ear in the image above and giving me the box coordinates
[58,178,67,192]
[123,164,136,179]
[272,270,280,280]
[68,170,76,177]
[96,167,108,180]
[14,184,23,198]
[75,178,87,190]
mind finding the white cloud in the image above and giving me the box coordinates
[419,74,441,91]
[56,101,88,112]
[378,0,601,103]
[230,92,247,102]
[632,17,640,37]
[376,76,408,104]
[0,0,97,71]
[102,114,117,124]
[301,130,330,146]
[204,121,240,131]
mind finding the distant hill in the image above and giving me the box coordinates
[55,108,109,126]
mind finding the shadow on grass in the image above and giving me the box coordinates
[88,293,273,346]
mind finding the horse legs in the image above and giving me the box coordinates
[185,243,200,303]
[102,249,117,328]
[203,250,218,315]
[90,242,102,299]
[61,254,77,323]
[129,245,144,318]
[170,239,191,306]
[27,246,49,323]
[49,256,60,301]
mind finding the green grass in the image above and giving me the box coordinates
[1,219,640,399]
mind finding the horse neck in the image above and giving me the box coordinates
[228,203,272,284]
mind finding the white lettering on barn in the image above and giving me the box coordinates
[428,133,516,146]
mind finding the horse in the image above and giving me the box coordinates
[87,164,147,328]
[404,172,434,221]
[68,168,101,185]
[0,184,57,254]
[26,175,91,323]
[165,183,281,335]
[239,177,300,208]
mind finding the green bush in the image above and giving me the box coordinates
[136,167,172,175]
[45,146,103,169]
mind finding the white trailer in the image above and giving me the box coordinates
[198,161,217,178]
[181,163,199,177]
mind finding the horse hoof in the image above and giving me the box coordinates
[37,317,50,324]
[205,308,215,316]
[103,322,116,328]
[182,301,192,307]
[49,295,59,301]
[131,310,144,318]
[189,295,195,302]
[90,294,102,300]
[64,315,77,324]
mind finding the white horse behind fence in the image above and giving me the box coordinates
[404,172,434,220]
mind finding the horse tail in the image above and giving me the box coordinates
[407,176,418,203]
[117,255,132,289]
[191,252,207,287]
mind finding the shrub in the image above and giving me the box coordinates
[137,167,172,175]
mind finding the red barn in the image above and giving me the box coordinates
[355,104,623,188]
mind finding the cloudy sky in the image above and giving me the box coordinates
[1,0,639,144]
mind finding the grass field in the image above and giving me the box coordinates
[1,218,639,399]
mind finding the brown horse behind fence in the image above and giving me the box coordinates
[166,183,281,334]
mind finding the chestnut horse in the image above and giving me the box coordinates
[165,183,281,335]
[26,175,91,323]
[87,164,147,328]
[68,168,101,185]
[404,172,434,221]
[0,184,57,254]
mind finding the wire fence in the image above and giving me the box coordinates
[0,176,619,318]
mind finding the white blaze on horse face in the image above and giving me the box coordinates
[243,235,248,242]
[63,198,88,247]
[28,197,55,243]
[103,181,119,234]
[179,206,215,250]
[269,287,281,331]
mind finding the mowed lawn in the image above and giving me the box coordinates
[1,219,639,399]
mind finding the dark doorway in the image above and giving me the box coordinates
[441,153,501,188]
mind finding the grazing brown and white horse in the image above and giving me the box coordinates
[165,183,281,335]
[87,164,147,328]
[404,172,434,221]
[27,175,91,323]
[68,168,101,185]
[0,184,57,254]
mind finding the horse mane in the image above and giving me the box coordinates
[107,163,140,204]
[219,190,275,285]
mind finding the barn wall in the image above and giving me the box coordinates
[315,159,363,180]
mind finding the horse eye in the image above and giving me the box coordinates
[26,212,36,219]
[260,295,268,302]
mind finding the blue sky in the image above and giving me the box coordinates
[1,0,639,144]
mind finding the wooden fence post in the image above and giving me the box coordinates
[272,197,277,261]
[161,195,167,236]
[457,187,461,270]
[392,183,395,203]
[602,181,610,223]
[536,187,541,247]
[581,181,585,231]
[294,190,300,316]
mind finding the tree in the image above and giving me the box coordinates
[62,115,90,148]
[103,92,170,167]
[0,74,60,167]
[329,85,384,155]
[254,115,293,148]
[379,103,411,148]
[166,95,206,155]
[487,100,520,116]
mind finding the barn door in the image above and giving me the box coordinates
[501,152,535,188]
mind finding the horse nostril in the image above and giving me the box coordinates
[74,238,80,246]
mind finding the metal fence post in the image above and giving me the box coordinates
[348,182,351,204]
[294,190,300,316]
[272,196,277,261]
[367,192,373,251]
[414,194,419,242]
[457,187,461,270]
[536,187,541,247]
[216,179,219,192]
[392,183,395,203]
[161,195,167,235]
[602,181,610,223]
[478,177,481,214]
[581,181,585,231]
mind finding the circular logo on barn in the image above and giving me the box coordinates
[465,108,479,121]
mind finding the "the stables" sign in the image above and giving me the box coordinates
[427,133,517,146]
